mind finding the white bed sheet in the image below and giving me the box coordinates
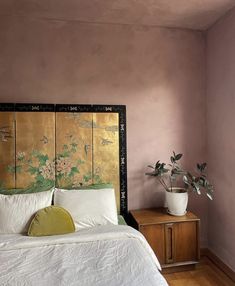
[0,225,168,286]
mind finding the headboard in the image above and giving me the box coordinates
[0,103,127,216]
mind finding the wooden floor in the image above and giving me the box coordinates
[163,257,235,286]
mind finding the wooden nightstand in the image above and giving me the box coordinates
[129,208,200,273]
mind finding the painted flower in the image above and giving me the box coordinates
[16,151,25,161]
[39,160,55,180]
[56,157,72,176]
[72,176,84,188]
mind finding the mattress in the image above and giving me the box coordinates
[0,225,168,286]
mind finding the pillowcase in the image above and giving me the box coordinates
[54,188,118,230]
[28,206,75,237]
[0,190,53,234]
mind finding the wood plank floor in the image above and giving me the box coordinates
[163,257,235,286]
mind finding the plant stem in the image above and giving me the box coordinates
[170,176,172,192]
[169,162,174,192]
[157,177,168,190]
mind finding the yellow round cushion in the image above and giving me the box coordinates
[28,206,75,236]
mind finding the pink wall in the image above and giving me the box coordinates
[0,15,208,244]
[207,8,235,270]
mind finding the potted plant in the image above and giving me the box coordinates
[145,151,214,216]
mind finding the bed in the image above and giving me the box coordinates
[0,103,168,286]
[0,224,168,286]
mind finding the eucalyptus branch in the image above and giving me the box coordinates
[145,151,214,200]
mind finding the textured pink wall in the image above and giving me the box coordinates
[207,7,235,270]
[0,15,208,244]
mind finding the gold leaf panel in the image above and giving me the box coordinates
[0,112,15,189]
[15,112,55,189]
[56,112,92,188]
[93,113,120,212]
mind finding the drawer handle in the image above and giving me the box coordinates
[165,223,174,263]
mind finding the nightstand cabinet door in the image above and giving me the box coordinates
[140,224,165,264]
[174,221,198,263]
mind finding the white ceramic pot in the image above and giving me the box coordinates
[165,187,188,216]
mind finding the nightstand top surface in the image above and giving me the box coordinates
[130,208,199,225]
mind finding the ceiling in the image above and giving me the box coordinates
[1,0,235,30]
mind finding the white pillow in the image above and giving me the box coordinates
[0,190,54,234]
[54,188,118,230]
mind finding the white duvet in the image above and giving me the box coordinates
[0,225,168,286]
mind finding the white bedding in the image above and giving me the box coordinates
[0,225,168,286]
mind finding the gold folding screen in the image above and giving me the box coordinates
[0,104,127,215]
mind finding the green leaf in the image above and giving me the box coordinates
[187,172,193,180]
[155,161,161,169]
[147,165,154,169]
[15,166,22,173]
[201,162,207,170]
[170,156,175,163]
[206,192,213,200]
[160,163,166,169]
[71,143,78,148]
[77,159,84,164]
[35,175,45,183]
[197,162,207,172]
[145,171,159,177]
[83,173,92,182]
[208,184,214,191]
[63,144,68,150]
[71,167,79,174]
[56,173,63,180]
[7,165,16,174]
[28,166,38,175]
[183,175,188,182]
[31,150,40,157]
[36,154,49,165]
[93,175,102,184]
[62,151,70,158]
[199,177,205,185]
[175,153,183,160]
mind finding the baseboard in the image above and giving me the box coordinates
[201,248,235,282]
